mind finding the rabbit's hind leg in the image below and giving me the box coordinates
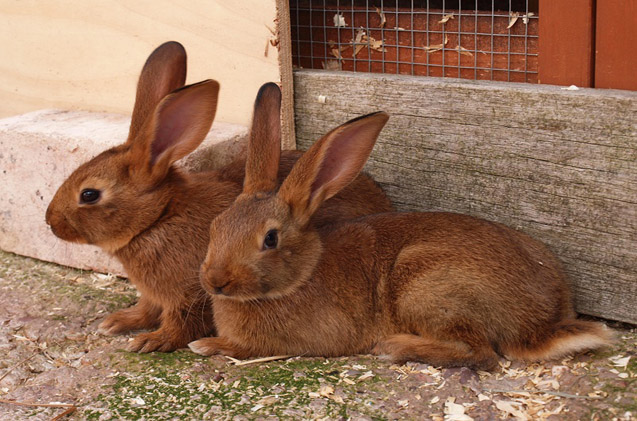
[373,333,499,371]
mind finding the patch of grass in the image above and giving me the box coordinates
[82,353,387,420]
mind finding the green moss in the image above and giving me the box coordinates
[80,353,388,420]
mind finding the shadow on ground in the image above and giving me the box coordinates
[0,250,634,420]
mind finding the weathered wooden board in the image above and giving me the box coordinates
[294,69,637,324]
[0,1,282,128]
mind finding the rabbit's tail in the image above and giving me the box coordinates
[507,319,614,361]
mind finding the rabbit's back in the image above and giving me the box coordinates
[358,212,574,349]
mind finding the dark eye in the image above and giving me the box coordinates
[80,188,101,204]
[263,229,278,250]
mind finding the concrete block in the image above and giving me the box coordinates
[0,109,248,276]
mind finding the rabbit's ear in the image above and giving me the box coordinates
[243,83,282,194]
[130,80,219,182]
[128,41,187,141]
[278,112,389,226]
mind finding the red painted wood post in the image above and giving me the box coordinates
[538,0,595,87]
[595,0,637,90]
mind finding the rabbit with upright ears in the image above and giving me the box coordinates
[192,103,612,369]
[45,41,393,353]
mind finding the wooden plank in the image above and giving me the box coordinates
[538,0,594,87]
[294,69,637,324]
[276,0,296,150]
[0,1,281,126]
[595,0,637,90]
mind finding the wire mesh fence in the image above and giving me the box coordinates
[290,0,539,83]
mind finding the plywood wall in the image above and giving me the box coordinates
[0,1,282,126]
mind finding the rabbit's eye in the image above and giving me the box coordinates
[80,188,101,204]
[263,229,278,250]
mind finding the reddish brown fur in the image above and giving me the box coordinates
[45,43,393,352]
[193,112,612,369]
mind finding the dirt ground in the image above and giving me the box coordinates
[0,249,634,420]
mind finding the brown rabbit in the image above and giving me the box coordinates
[45,42,393,353]
[191,109,612,370]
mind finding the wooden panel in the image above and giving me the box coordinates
[0,1,282,126]
[538,0,594,87]
[595,1,637,90]
[294,69,637,324]
[277,0,296,150]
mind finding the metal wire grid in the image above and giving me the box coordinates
[290,1,539,83]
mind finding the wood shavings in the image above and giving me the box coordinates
[319,384,334,397]
[257,396,277,406]
[376,7,386,28]
[424,35,448,53]
[494,399,528,420]
[551,365,568,377]
[439,13,454,24]
[333,13,347,27]
[609,355,631,368]
[522,12,535,24]
[507,12,520,29]
[358,370,375,381]
[444,397,474,420]
[224,355,291,366]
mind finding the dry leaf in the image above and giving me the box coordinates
[368,37,385,52]
[333,13,347,27]
[507,12,520,29]
[453,45,473,56]
[376,7,386,28]
[439,13,454,24]
[522,12,535,24]
[321,60,341,70]
[424,35,448,53]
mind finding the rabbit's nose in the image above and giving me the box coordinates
[214,282,230,295]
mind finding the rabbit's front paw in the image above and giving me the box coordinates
[127,331,184,353]
[188,337,250,359]
[98,303,160,336]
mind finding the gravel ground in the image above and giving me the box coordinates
[0,249,634,420]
